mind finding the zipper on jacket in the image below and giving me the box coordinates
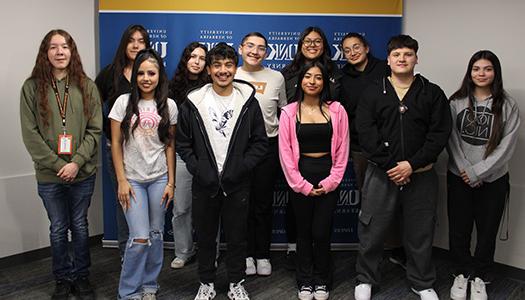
[399,107,406,159]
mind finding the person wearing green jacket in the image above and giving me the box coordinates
[20,29,102,300]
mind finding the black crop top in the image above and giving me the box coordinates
[296,121,332,153]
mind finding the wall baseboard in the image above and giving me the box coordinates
[0,234,103,269]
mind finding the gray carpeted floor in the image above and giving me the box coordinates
[1,245,524,299]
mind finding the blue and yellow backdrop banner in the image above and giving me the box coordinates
[99,0,402,247]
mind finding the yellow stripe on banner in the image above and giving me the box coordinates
[99,0,403,15]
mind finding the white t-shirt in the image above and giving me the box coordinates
[235,67,287,137]
[204,89,238,173]
[109,93,178,182]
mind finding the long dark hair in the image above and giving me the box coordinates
[121,49,171,145]
[450,50,508,157]
[282,27,334,80]
[294,61,332,121]
[110,25,150,100]
[168,42,209,105]
[30,29,90,127]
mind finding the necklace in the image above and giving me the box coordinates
[302,103,318,115]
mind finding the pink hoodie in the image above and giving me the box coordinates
[278,101,349,196]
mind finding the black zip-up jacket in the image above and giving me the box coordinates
[355,74,452,171]
[340,56,389,151]
[176,79,268,197]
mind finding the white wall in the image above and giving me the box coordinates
[404,0,525,269]
[0,0,101,258]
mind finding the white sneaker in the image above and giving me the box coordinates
[298,285,314,300]
[171,256,190,269]
[354,283,371,300]
[245,257,256,276]
[142,292,156,300]
[313,285,329,300]
[228,279,250,300]
[256,259,272,276]
[470,277,488,300]
[411,288,439,300]
[450,274,468,300]
[194,282,216,300]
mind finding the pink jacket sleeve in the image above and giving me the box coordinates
[319,107,350,192]
[278,109,314,196]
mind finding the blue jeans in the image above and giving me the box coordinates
[172,154,196,260]
[118,175,167,299]
[37,174,96,281]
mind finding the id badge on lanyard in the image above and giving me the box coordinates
[52,76,73,155]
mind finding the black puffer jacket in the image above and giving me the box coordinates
[356,74,452,171]
[176,79,268,196]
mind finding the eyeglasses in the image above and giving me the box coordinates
[343,44,363,55]
[243,42,267,53]
[303,39,323,47]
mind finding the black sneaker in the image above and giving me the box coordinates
[388,247,407,270]
[284,251,296,271]
[72,277,95,300]
[52,280,72,300]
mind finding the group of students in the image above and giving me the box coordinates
[19,23,519,300]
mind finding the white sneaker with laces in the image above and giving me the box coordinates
[450,274,468,300]
[470,277,488,300]
[142,292,156,300]
[194,282,216,300]
[245,257,256,276]
[228,279,250,300]
[313,285,329,300]
[256,259,272,276]
[297,285,314,300]
[354,283,371,300]
[411,287,439,300]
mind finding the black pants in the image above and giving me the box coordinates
[356,164,437,290]
[247,137,279,259]
[291,155,338,288]
[193,187,249,284]
[447,172,509,279]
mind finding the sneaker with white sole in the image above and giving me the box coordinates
[297,285,314,300]
[142,292,156,300]
[470,277,488,300]
[354,283,371,300]
[313,285,329,300]
[194,282,216,300]
[450,274,468,300]
[228,279,250,300]
[171,256,193,269]
[245,257,256,276]
[411,287,439,300]
[256,259,271,276]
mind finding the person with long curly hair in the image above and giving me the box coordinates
[109,49,177,300]
[20,29,102,300]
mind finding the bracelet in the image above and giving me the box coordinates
[167,183,175,189]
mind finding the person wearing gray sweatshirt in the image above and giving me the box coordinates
[447,50,520,300]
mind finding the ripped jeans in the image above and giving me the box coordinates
[118,175,168,300]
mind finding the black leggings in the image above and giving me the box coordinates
[291,155,338,288]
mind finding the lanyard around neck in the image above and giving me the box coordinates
[51,75,70,128]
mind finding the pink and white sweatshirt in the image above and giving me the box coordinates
[278,101,350,196]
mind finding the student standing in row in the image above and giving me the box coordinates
[281,26,342,269]
[168,42,209,269]
[279,61,349,300]
[110,49,177,300]
[20,29,102,300]
[177,42,267,300]
[235,32,287,277]
[354,35,452,300]
[447,50,520,300]
[95,24,150,259]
